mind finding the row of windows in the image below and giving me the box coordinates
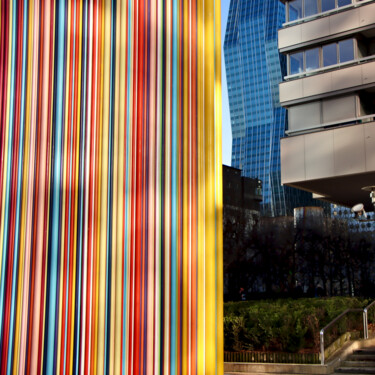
[288,39,354,75]
[287,0,353,22]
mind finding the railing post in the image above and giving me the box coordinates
[363,309,368,340]
[320,329,324,365]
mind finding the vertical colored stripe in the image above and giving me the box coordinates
[0,0,223,373]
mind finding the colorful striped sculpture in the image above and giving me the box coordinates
[0,0,223,373]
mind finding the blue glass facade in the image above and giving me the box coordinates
[224,0,323,216]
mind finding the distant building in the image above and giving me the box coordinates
[223,165,262,233]
[223,165,262,299]
[279,0,375,213]
[224,0,325,216]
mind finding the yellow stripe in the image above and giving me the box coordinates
[214,1,224,373]
[197,0,205,372]
[204,0,216,370]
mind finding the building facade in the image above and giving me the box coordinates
[279,0,375,212]
[224,0,324,216]
[223,165,262,233]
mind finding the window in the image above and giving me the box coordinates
[321,0,335,12]
[339,39,354,62]
[290,52,303,74]
[338,0,351,6]
[323,43,337,66]
[289,0,303,21]
[305,0,318,17]
[305,48,319,71]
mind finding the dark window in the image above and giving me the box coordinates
[323,43,337,66]
[304,0,318,17]
[339,39,354,62]
[338,0,351,6]
[322,0,335,12]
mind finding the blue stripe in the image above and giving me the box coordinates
[170,0,178,373]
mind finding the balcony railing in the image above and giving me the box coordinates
[286,114,375,136]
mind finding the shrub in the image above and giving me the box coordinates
[224,297,369,353]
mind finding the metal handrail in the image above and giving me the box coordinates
[320,308,363,365]
[363,301,375,340]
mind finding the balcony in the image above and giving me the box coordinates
[280,121,375,210]
[279,58,375,105]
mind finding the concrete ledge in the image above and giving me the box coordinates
[224,338,375,375]
[224,362,333,375]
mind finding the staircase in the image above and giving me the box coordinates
[334,348,375,374]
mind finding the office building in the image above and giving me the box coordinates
[223,165,262,233]
[279,0,375,212]
[224,0,324,216]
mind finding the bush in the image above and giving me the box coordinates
[224,297,371,353]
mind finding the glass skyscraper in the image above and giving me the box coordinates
[224,0,323,216]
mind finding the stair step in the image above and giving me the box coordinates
[349,354,375,362]
[335,367,375,374]
[353,349,375,356]
[342,361,375,368]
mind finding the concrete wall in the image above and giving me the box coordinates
[280,122,375,184]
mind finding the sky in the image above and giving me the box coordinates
[221,0,232,166]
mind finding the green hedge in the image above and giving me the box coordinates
[224,297,372,353]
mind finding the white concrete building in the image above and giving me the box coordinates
[278,0,375,211]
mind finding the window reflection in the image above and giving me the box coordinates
[338,0,351,6]
[305,48,320,71]
[323,43,337,66]
[322,0,336,12]
[289,0,303,21]
[290,52,304,74]
[305,0,318,17]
